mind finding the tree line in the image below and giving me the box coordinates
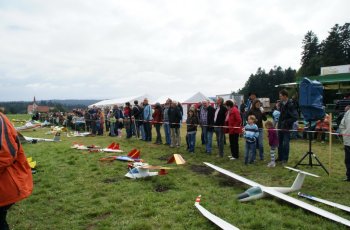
[239,22,350,102]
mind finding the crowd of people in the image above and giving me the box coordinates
[3,89,350,228]
[48,90,299,168]
[28,90,343,169]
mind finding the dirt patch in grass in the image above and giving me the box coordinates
[217,174,244,187]
[154,184,169,192]
[102,178,119,184]
[190,164,214,175]
[158,154,173,161]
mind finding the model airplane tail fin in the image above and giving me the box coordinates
[195,195,202,204]
[112,143,120,150]
[127,149,140,159]
[285,167,319,191]
[53,132,61,142]
[107,142,116,149]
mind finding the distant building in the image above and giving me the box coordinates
[27,97,50,114]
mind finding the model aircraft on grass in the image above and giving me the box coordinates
[71,143,101,150]
[194,195,239,230]
[18,132,61,144]
[99,142,124,153]
[298,192,350,213]
[71,142,124,153]
[99,149,142,162]
[45,126,67,135]
[15,121,42,131]
[204,162,350,227]
[66,131,92,137]
[125,162,173,179]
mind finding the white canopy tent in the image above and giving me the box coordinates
[88,94,154,108]
[182,92,215,104]
[88,92,214,120]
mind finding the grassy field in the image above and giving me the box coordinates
[5,114,350,229]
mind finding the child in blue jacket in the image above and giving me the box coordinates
[244,115,259,164]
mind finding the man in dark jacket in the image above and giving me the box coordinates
[214,97,228,157]
[199,100,215,154]
[168,101,182,147]
[277,89,298,163]
[132,100,142,138]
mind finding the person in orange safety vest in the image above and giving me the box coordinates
[0,112,33,230]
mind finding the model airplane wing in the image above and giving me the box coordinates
[102,148,124,153]
[263,187,350,227]
[194,195,239,230]
[298,192,350,213]
[205,162,350,227]
[204,162,261,187]
[139,165,173,170]
[18,132,61,143]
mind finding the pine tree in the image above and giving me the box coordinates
[340,23,350,63]
[299,31,321,76]
[320,24,347,66]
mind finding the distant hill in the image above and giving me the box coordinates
[0,99,103,114]
[49,99,102,106]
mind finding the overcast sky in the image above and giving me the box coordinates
[0,0,349,101]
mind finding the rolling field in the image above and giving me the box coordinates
[5,115,350,229]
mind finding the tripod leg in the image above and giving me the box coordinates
[313,153,329,175]
[294,152,310,168]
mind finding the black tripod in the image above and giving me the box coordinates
[294,121,329,175]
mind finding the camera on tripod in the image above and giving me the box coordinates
[295,77,329,174]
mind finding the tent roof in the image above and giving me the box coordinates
[153,93,193,104]
[183,92,214,104]
[89,94,152,108]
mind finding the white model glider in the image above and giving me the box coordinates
[15,122,41,131]
[125,162,172,179]
[18,132,61,143]
[298,192,350,213]
[67,131,92,137]
[194,195,239,230]
[204,162,350,227]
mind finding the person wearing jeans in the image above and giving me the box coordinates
[277,89,298,163]
[186,109,199,153]
[214,97,227,157]
[163,99,172,145]
[199,100,215,154]
[248,100,267,161]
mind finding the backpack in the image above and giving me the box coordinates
[299,77,325,121]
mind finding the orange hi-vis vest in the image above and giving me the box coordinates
[0,113,33,206]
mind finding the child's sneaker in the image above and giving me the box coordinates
[267,161,276,167]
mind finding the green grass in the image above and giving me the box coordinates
[6,116,350,229]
